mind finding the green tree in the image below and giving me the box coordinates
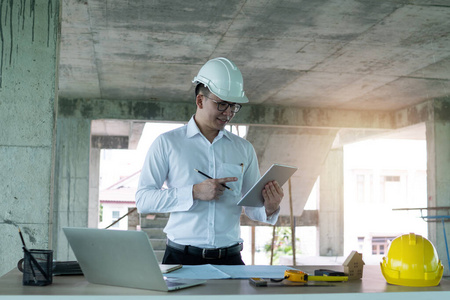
[265,227,300,265]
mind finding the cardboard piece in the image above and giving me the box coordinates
[342,251,365,280]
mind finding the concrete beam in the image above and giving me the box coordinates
[91,120,145,149]
[395,100,433,128]
[58,98,196,122]
[434,99,450,122]
[395,99,450,129]
[59,98,395,129]
[234,106,395,130]
[91,136,129,149]
[60,98,450,131]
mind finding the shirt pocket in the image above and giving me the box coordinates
[217,163,244,198]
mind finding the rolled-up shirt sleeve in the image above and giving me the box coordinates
[245,206,280,225]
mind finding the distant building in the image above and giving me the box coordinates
[98,170,140,230]
[343,139,427,265]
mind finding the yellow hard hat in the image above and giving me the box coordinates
[380,233,444,287]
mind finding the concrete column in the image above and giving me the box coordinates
[0,1,61,276]
[426,102,450,276]
[319,148,344,256]
[52,116,91,261]
[89,148,101,228]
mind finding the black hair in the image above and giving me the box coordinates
[195,84,211,97]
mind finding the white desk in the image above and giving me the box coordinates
[1,265,449,299]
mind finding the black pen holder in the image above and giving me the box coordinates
[22,249,53,286]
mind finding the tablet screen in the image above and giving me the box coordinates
[237,164,298,207]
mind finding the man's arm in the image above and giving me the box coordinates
[135,136,193,214]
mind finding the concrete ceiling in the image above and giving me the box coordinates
[59,0,450,114]
[59,0,447,217]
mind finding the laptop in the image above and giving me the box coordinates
[63,227,205,291]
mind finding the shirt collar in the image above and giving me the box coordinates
[186,116,200,138]
[186,115,232,141]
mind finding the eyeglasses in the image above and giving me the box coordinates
[203,95,242,113]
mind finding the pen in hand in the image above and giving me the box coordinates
[194,169,233,191]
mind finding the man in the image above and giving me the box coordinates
[135,57,284,265]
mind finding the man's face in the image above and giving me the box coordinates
[200,94,237,131]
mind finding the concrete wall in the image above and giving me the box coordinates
[0,0,61,277]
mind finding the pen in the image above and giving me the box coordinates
[19,228,38,283]
[194,169,233,191]
[19,227,26,247]
[19,228,51,282]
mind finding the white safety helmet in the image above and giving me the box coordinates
[193,57,249,103]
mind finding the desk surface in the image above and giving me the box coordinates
[1,265,449,299]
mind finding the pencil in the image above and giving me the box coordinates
[194,169,232,191]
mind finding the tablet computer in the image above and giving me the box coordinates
[237,163,298,207]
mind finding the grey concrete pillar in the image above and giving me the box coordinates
[89,148,101,228]
[52,116,91,261]
[0,1,61,276]
[426,105,450,276]
[319,148,344,256]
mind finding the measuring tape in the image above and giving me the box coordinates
[284,269,348,283]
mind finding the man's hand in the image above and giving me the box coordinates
[193,177,238,201]
[262,180,284,216]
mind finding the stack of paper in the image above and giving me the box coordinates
[164,265,289,280]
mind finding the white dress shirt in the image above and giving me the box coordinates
[135,116,279,248]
